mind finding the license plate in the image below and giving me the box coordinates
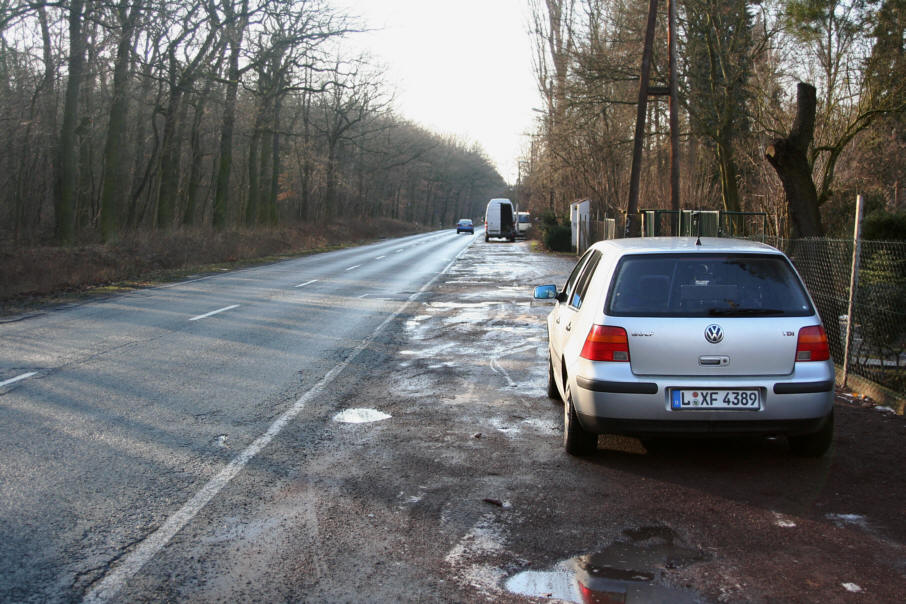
[671,389,761,410]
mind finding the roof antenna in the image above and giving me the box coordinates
[695,211,702,246]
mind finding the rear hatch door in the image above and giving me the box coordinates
[621,317,799,377]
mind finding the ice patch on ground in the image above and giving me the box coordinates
[505,561,581,603]
[201,516,280,544]
[489,416,558,437]
[445,514,507,597]
[334,408,391,424]
[826,513,869,529]
[772,512,797,528]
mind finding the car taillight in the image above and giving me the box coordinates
[796,325,830,361]
[580,325,630,362]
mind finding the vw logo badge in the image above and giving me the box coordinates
[705,324,723,344]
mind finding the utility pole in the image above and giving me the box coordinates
[626,0,681,237]
[668,0,680,219]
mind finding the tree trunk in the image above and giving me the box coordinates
[716,130,741,214]
[35,3,57,238]
[298,87,312,221]
[156,82,183,229]
[183,89,211,226]
[99,0,138,242]
[246,97,268,226]
[55,0,85,244]
[765,82,824,238]
[265,94,282,226]
[212,3,248,230]
[127,59,155,228]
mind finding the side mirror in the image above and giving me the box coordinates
[533,284,558,300]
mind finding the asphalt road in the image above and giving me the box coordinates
[2,232,904,603]
[0,230,474,603]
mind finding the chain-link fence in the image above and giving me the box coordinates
[769,237,906,394]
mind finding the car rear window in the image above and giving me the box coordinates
[606,253,814,317]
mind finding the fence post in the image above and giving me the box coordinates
[842,194,865,389]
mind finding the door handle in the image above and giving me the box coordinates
[565,323,572,331]
[555,317,561,325]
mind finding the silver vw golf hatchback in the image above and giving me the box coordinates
[534,237,835,457]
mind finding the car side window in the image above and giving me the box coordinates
[569,251,602,309]
[563,249,595,302]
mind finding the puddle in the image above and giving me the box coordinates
[505,526,707,603]
[333,408,391,424]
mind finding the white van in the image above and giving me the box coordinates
[485,198,516,242]
[516,211,532,238]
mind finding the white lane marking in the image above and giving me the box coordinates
[188,305,239,322]
[293,279,318,288]
[345,265,360,271]
[0,372,37,388]
[358,293,370,299]
[395,248,404,253]
[157,276,212,289]
[375,255,386,260]
[82,235,475,604]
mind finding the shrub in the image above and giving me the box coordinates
[544,224,572,251]
[537,210,572,252]
[862,211,906,241]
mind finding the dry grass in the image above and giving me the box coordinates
[0,218,425,315]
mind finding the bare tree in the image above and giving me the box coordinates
[99,0,144,242]
[55,0,87,244]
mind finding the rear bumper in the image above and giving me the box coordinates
[576,414,830,437]
[569,360,835,436]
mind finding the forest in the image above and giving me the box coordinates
[0,0,506,247]
[524,0,906,238]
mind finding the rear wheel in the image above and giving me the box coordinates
[788,411,834,457]
[484,233,489,242]
[547,356,561,401]
[564,387,597,456]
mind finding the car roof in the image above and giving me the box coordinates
[589,237,783,256]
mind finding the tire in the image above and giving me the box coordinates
[564,387,597,456]
[788,411,834,457]
[485,233,490,242]
[547,356,561,401]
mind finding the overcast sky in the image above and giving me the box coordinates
[331,0,541,184]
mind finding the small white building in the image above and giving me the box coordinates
[570,199,591,250]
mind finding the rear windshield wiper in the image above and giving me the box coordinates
[707,308,786,316]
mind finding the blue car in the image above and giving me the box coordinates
[456,219,474,234]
